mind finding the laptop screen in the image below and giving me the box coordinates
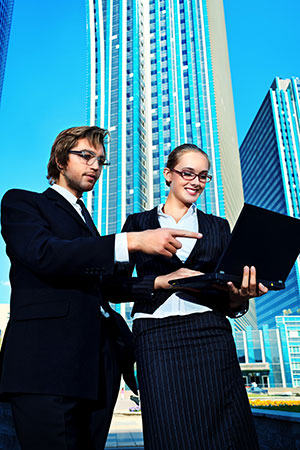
[215,204,300,283]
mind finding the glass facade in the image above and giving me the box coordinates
[239,77,300,329]
[276,316,300,387]
[0,0,14,104]
[86,0,150,238]
[233,315,300,388]
[86,0,244,229]
[235,330,246,363]
[86,0,246,323]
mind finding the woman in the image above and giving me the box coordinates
[112,144,267,449]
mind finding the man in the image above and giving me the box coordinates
[0,126,201,449]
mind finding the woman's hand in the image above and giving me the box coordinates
[227,266,268,310]
[154,268,203,290]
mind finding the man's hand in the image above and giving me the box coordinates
[154,268,203,290]
[227,266,268,311]
[127,228,202,258]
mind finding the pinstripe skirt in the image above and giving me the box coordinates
[133,311,259,450]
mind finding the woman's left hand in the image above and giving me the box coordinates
[227,266,268,310]
[154,268,203,290]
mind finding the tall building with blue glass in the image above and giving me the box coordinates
[86,0,244,228]
[0,0,14,104]
[233,315,300,388]
[239,77,300,329]
[86,0,246,321]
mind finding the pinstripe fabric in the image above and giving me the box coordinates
[113,207,256,448]
[133,312,259,450]
[118,207,233,316]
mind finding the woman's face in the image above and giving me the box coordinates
[164,150,210,206]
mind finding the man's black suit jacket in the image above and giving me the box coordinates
[0,187,137,400]
[108,206,239,317]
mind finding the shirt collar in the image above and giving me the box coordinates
[157,202,197,218]
[51,184,81,207]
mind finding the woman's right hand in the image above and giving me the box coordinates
[154,268,203,290]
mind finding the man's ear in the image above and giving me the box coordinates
[55,157,64,174]
[163,167,172,185]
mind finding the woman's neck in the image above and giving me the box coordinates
[163,196,191,223]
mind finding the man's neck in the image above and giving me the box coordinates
[55,180,82,199]
[52,184,81,203]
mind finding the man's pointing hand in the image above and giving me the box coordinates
[127,228,203,258]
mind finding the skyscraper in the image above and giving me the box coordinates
[232,315,300,388]
[0,0,14,104]
[86,0,247,324]
[239,77,300,328]
[86,0,243,231]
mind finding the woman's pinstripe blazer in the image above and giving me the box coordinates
[106,206,243,317]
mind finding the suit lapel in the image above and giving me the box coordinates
[148,207,161,229]
[44,188,100,237]
[148,206,183,265]
[183,209,212,264]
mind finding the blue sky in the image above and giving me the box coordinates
[0,0,299,303]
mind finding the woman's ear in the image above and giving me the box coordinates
[163,167,172,185]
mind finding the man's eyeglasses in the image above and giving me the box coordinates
[171,169,212,183]
[68,150,110,167]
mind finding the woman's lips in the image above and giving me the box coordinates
[185,187,199,195]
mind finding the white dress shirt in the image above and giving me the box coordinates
[133,204,211,320]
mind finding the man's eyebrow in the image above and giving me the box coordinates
[82,149,96,155]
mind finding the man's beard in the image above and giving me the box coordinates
[64,173,85,197]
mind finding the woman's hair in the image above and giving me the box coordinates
[165,143,210,187]
[47,126,110,185]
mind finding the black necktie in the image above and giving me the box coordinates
[76,199,98,236]
[77,199,109,317]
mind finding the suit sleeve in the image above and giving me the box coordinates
[101,214,156,303]
[1,189,115,277]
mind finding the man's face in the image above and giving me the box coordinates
[57,138,104,197]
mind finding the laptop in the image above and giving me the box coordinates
[169,203,300,291]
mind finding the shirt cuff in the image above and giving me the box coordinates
[115,233,129,263]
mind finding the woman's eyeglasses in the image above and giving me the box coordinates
[171,169,212,183]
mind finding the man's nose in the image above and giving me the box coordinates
[90,159,101,170]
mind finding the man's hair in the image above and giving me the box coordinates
[165,143,210,186]
[47,126,110,185]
